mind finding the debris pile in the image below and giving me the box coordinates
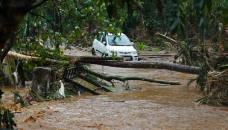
[2,102,21,112]
[196,69,228,106]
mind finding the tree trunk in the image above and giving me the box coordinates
[6,51,201,74]
[80,60,201,74]
[6,51,66,65]
[0,0,49,61]
[6,51,124,65]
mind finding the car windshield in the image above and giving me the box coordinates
[108,35,132,46]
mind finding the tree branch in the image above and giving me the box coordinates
[82,67,180,85]
[29,11,55,29]
[28,0,49,11]
[129,0,144,13]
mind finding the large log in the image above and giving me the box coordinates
[80,60,201,74]
[6,51,39,60]
[69,56,123,64]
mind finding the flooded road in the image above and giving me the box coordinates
[1,65,228,130]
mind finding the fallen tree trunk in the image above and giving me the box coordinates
[80,61,200,74]
[6,51,200,74]
[6,51,123,65]
[82,68,180,85]
[6,51,65,65]
[7,51,38,60]
[69,56,123,63]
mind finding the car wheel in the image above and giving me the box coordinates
[92,48,96,55]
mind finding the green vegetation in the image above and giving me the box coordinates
[137,42,145,50]
[111,52,117,60]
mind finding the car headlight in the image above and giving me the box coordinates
[133,51,137,54]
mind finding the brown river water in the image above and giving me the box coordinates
[1,64,228,130]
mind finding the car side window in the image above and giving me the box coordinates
[97,33,102,41]
[101,35,106,44]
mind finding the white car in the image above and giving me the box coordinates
[92,33,138,61]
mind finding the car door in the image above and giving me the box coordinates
[94,34,107,56]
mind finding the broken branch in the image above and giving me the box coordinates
[82,68,180,85]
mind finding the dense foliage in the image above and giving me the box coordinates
[10,0,228,54]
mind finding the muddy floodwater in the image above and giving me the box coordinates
[1,65,228,130]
